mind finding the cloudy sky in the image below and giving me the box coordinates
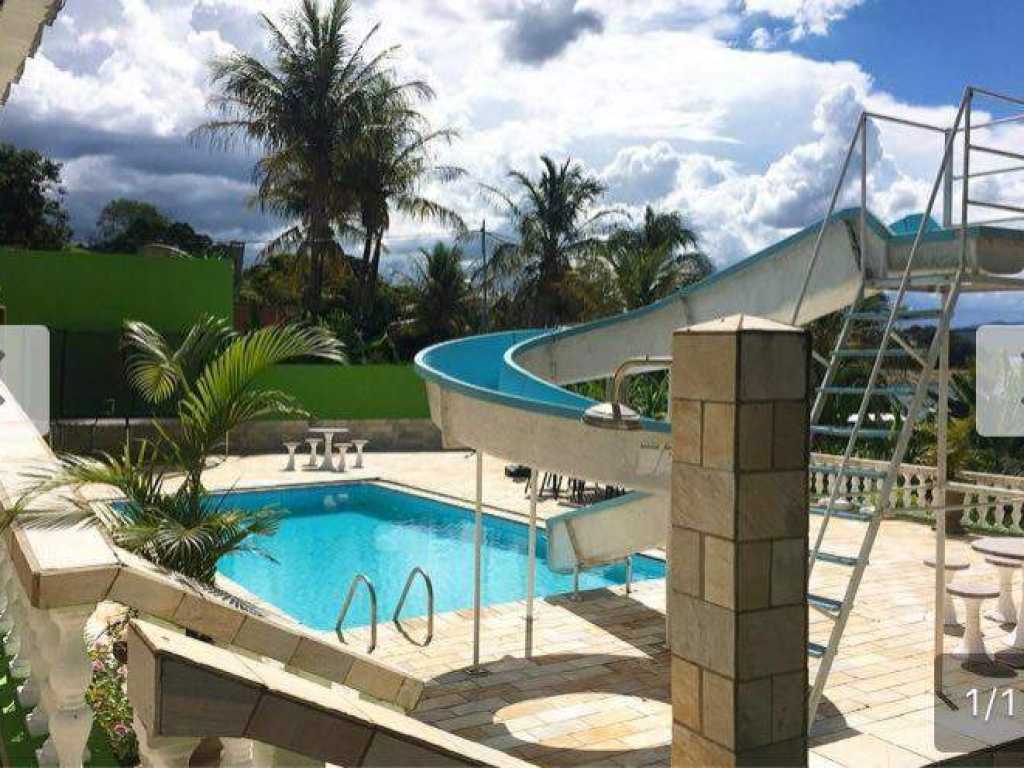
[3,0,1024,323]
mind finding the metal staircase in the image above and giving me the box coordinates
[792,86,1024,724]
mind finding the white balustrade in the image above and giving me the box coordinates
[133,714,200,768]
[220,738,259,768]
[811,452,1024,534]
[43,606,94,768]
[25,604,57,738]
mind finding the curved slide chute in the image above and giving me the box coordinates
[416,209,1024,571]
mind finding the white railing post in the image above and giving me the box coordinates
[43,606,94,768]
[133,714,200,768]
[220,738,259,768]
[25,603,56,738]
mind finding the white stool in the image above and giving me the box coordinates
[924,556,970,626]
[987,556,1020,625]
[305,438,322,468]
[283,442,300,472]
[948,581,1001,661]
[335,442,351,472]
[352,439,369,469]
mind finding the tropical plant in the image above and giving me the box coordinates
[195,0,400,315]
[343,79,466,322]
[21,318,344,583]
[410,243,473,345]
[486,155,616,327]
[600,207,711,309]
[597,243,689,310]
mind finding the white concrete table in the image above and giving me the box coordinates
[309,427,348,472]
[972,537,1024,664]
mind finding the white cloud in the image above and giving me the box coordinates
[747,26,778,49]
[597,84,947,264]
[744,0,865,39]
[0,0,988,279]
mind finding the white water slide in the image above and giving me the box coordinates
[415,208,1024,573]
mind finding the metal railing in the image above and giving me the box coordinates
[393,567,434,647]
[336,573,378,653]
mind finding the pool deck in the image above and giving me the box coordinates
[193,451,1024,767]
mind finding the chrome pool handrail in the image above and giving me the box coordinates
[336,573,378,653]
[393,566,434,646]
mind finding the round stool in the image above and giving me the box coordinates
[305,438,322,468]
[924,556,970,626]
[948,581,1001,661]
[282,442,300,472]
[352,439,369,469]
[335,442,351,472]
[986,556,1020,625]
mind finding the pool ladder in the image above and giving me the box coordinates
[335,567,434,654]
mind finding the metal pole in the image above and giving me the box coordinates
[860,113,868,281]
[943,130,954,228]
[481,220,488,332]
[470,450,486,674]
[962,90,973,266]
[625,556,633,595]
[790,117,862,325]
[525,467,538,659]
[934,287,950,695]
[572,565,580,601]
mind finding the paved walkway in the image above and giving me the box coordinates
[197,452,1024,767]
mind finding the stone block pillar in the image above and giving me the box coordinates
[669,315,809,767]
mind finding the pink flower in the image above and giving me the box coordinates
[112,722,130,737]
[91,660,105,673]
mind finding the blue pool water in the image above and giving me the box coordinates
[217,483,665,630]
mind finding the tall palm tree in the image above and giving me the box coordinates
[605,206,711,298]
[487,155,615,326]
[20,318,345,583]
[412,243,472,345]
[599,242,692,310]
[193,0,421,316]
[344,80,466,322]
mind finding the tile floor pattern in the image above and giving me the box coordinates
[189,452,1024,767]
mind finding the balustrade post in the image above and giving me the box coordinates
[26,604,57,737]
[220,738,260,768]
[133,714,200,768]
[42,606,94,768]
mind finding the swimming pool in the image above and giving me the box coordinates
[217,483,665,630]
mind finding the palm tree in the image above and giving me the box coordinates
[603,206,711,308]
[412,243,472,345]
[193,0,420,316]
[21,318,345,583]
[343,80,466,323]
[599,242,695,310]
[486,155,615,327]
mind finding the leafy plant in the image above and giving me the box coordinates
[410,243,473,346]
[21,318,344,583]
[195,0,463,321]
[485,155,618,327]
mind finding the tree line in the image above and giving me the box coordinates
[0,0,715,364]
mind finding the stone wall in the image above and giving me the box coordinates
[52,418,444,455]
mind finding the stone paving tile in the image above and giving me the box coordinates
[201,454,1024,767]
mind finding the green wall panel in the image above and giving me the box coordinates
[0,248,232,332]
